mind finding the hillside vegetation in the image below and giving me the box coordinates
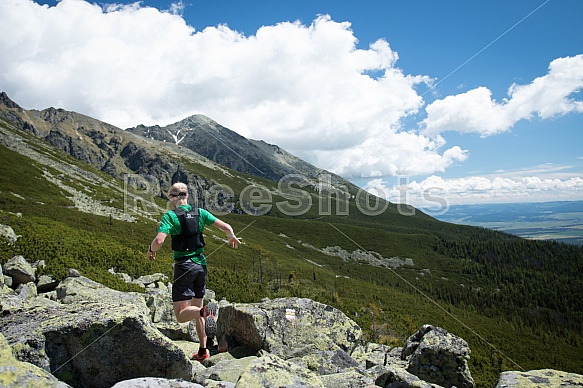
[1,114,582,387]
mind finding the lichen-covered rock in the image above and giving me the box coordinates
[289,347,362,375]
[366,364,443,387]
[235,352,325,387]
[194,356,257,385]
[109,268,133,283]
[0,224,20,244]
[136,273,169,287]
[494,369,583,387]
[55,275,144,306]
[351,342,396,369]
[3,255,35,287]
[15,282,37,300]
[0,332,71,388]
[319,369,375,388]
[402,325,474,388]
[37,274,60,293]
[217,297,363,360]
[0,277,194,387]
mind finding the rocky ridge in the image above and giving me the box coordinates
[0,92,245,210]
[2,255,581,388]
[126,116,335,183]
[0,92,354,208]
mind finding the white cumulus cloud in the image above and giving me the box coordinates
[366,174,583,208]
[0,0,466,178]
[0,0,582,185]
[422,54,583,137]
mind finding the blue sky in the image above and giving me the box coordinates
[1,0,582,207]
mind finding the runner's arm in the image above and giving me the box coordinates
[147,232,168,260]
[212,219,240,249]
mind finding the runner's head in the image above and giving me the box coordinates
[168,182,188,203]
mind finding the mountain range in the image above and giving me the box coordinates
[1,91,582,386]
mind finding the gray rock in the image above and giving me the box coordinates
[235,352,325,387]
[402,324,433,358]
[109,268,133,283]
[56,275,144,306]
[3,255,35,287]
[205,382,236,388]
[111,377,203,387]
[319,369,375,388]
[33,260,46,270]
[194,356,257,385]
[217,297,363,360]
[0,277,194,387]
[4,274,13,288]
[289,347,362,376]
[67,268,81,277]
[37,274,60,293]
[15,282,37,300]
[402,325,474,388]
[137,272,169,287]
[0,224,20,244]
[352,342,394,369]
[0,332,72,388]
[367,364,444,387]
[494,369,583,387]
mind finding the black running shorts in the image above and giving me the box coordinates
[172,259,207,302]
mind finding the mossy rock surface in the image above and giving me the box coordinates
[0,277,193,387]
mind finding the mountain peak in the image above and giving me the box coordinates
[0,92,22,110]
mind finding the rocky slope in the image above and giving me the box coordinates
[0,92,354,204]
[2,255,582,388]
[126,115,332,183]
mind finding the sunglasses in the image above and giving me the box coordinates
[169,192,187,198]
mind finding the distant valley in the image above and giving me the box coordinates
[427,200,583,246]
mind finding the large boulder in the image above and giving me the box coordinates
[0,276,194,387]
[351,342,400,369]
[288,347,362,376]
[319,369,376,388]
[216,297,363,360]
[494,369,583,387]
[194,355,258,385]
[401,325,474,388]
[0,332,71,388]
[3,255,35,287]
[37,274,60,293]
[235,352,325,387]
[367,364,443,388]
[55,275,144,305]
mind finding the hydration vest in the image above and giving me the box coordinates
[171,207,206,252]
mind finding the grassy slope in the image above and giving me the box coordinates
[1,121,581,387]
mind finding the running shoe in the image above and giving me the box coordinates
[203,302,218,338]
[191,351,209,362]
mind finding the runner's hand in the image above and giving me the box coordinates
[228,236,241,249]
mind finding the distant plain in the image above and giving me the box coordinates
[427,201,583,246]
